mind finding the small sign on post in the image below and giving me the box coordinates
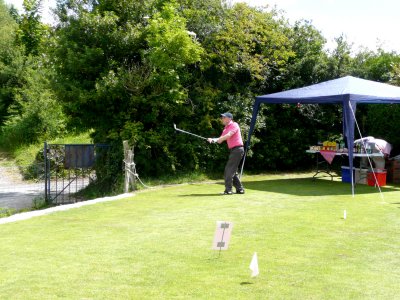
[212,221,233,252]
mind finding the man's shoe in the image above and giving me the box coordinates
[221,190,233,195]
[236,189,245,194]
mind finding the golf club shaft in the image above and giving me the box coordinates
[174,124,207,140]
[239,148,247,179]
[175,127,207,140]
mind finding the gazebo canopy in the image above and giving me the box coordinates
[246,76,400,194]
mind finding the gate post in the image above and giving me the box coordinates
[123,141,136,193]
[128,149,136,191]
[44,142,49,203]
[123,141,129,193]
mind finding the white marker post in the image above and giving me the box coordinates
[249,252,259,277]
[212,221,233,256]
[344,210,347,220]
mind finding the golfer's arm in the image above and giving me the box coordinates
[217,131,233,144]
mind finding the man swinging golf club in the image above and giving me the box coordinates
[207,112,245,195]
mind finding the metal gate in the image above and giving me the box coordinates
[44,143,108,204]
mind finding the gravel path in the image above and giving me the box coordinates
[0,166,43,210]
[0,152,43,210]
[0,152,117,215]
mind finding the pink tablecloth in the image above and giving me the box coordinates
[320,150,336,164]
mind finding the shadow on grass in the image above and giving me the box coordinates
[241,177,399,196]
[180,193,223,197]
[177,176,399,197]
[390,202,400,208]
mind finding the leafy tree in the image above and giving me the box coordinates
[352,48,400,82]
[0,0,65,149]
[16,0,48,56]
[349,48,400,155]
[189,3,295,165]
[363,104,400,156]
[45,0,400,179]
[389,62,400,86]
[178,0,226,40]
[285,20,329,88]
[52,0,205,182]
[0,0,22,126]
[234,18,342,172]
[1,57,66,148]
[326,35,353,79]
[202,3,294,94]
[52,0,352,177]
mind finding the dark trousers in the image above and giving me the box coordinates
[224,147,244,192]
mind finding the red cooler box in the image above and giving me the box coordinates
[367,169,387,187]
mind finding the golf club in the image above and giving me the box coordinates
[239,147,247,179]
[173,123,208,141]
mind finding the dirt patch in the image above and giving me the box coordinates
[0,166,25,184]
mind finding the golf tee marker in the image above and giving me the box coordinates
[212,221,233,251]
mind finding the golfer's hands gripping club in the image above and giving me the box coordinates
[207,138,219,144]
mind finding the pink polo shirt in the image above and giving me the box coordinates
[221,120,243,149]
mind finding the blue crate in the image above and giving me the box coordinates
[341,166,354,183]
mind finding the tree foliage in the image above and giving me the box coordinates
[2,0,400,189]
[285,20,329,88]
[1,58,66,147]
[16,0,48,56]
[0,0,21,125]
[0,0,66,149]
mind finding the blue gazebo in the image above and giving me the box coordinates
[245,76,400,195]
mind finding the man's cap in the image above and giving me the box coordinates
[220,112,233,119]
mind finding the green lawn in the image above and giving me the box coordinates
[0,173,399,299]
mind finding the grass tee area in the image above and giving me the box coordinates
[0,173,399,299]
